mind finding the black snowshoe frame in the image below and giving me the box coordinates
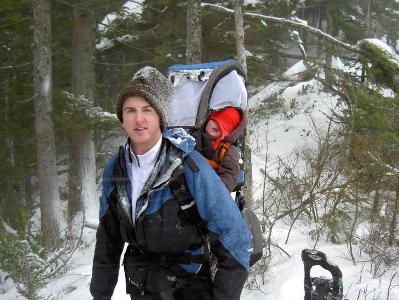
[302,249,346,300]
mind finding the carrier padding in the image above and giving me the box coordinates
[168,59,236,73]
[195,62,247,128]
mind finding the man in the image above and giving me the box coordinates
[90,66,250,300]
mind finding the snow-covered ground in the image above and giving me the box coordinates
[1,62,399,299]
[244,62,399,300]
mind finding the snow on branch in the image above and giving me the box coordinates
[201,3,361,54]
[63,92,119,127]
[366,151,399,176]
[0,62,32,69]
[358,39,399,77]
[202,3,399,91]
[0,219,18,236]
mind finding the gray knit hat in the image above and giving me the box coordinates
[116,66,174,129]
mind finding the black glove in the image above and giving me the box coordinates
[198,133,215,160]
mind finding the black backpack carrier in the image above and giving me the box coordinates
[167,60,265,267]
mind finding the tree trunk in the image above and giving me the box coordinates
[317,6,323,57]
[364,0,373,38]
[233,0,247,74]
[232,0,252,207]
[324,4,334,83]
[68,0,97,223]
[25,173,33,210]
[186,0,202,64]
[388,175,399,246]
[33,0,61,248]
[2,75,23,231]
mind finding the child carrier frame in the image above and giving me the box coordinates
[167,59,248,198]
[167,60,267,267]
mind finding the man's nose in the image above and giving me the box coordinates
[135,111,145,122]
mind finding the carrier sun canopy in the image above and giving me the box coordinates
[167,60,247,128]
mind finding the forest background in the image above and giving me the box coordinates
[0,0,398,299]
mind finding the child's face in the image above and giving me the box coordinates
[205,119,221,140]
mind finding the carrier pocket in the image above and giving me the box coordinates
[123,255,176,295]
[123,256,148,295]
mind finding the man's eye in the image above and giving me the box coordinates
[143,108,153,113]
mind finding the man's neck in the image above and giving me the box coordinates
[131,133,162,156]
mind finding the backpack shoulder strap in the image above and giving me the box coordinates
[169,157,211,262]
[185,155,199,172]
[169,156,205,232]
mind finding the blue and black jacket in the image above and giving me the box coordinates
[90,128,250,300]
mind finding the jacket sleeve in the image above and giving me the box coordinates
[217,145,240,192]
[90,157,125,300]
[183,150,250,300]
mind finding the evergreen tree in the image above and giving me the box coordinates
[0,0,36,233]
[186,0,202,63]
[32,0,61,248]
[67,0,97,223]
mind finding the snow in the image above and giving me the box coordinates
[0,221,17,236]
[245,49,254,57]
[251,59,398,299]
[363,38,399,59]
[291,16,308,26]
[246,74,399,299]
[96,32,139,50]
[123,1,144,15]
[98,0,144,32]
[282,60,307,80]
[42,74,50,97]
[361,38,399,69]
[81,139,98,222]
[96,37,113,50]
[244,0,260,5]
[100,111,118,120]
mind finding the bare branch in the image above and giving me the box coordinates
[201,3,362,54]
[366,152,399,175]
[0,17,29,28]
[0,62,32,69]
[387,272,398,300]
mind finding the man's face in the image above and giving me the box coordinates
[121,96,162,155]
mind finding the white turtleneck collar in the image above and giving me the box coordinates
[130,135,163,168]
[129,135,162,224]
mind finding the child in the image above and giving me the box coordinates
[200,107,244,192]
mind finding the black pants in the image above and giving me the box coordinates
[129,277,213,300]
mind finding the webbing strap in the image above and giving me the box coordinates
[124,252,207,267]
[217,141,231,161]
[169,169,204,231]
[207,159,218,169]
[207,141,231,170]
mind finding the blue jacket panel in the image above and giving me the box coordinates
[99,155,117,219]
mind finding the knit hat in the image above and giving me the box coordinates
[207,107,242,150]
[116,66,175,129]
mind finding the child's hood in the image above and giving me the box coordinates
[208,108,246,145]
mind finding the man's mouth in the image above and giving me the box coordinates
[135,127,146,131]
